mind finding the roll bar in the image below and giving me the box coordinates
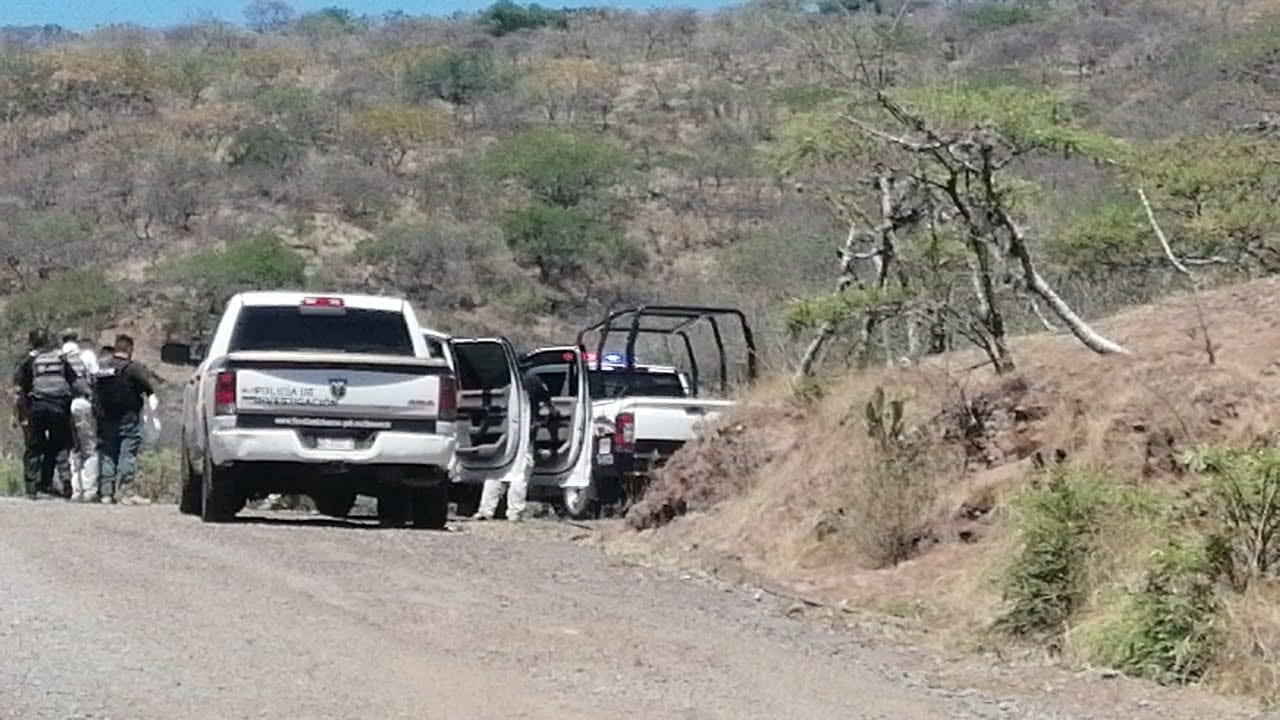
[574,305,758,396]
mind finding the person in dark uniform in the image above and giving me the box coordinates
[12,328,90,499]
[94,334,157,505]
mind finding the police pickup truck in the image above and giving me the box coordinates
[562,306,757,519]
[161,292,459,527]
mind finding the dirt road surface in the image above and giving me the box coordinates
[0,499,1273,720]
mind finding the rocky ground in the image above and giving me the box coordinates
[0,500,1274,720]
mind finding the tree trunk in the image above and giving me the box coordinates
[1004,215,1129,356]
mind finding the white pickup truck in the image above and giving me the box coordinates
[563,306,758,518]
[161,292,459,527]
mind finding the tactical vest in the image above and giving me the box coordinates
[30,349,72,400]
[94,358,139,417]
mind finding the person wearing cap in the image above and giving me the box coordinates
[60,329,101,502]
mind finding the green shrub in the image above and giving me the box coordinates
[500,203,642,285]
[1185,446,1280,588]
[1091,538,1222,684]
[160,233,308,334]
[483,127,628,208]
[0,268,121,368]
[997,467,1113,639]
[963,3,1046,31]
[404,49,506,106]
[478,0,569,36]
[229,124,305,170]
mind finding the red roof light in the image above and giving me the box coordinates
[302,296,344,308]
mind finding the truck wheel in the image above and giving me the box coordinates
[376,486,410,528]
[562,486,599,520]
[178,442,202,516]
[312,491,357,519]
[200,454,240,523]
[410,485,449,530]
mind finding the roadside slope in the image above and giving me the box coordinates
[619,277,1280,694]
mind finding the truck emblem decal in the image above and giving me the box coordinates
[329,378,348,400]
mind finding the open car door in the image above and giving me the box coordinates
[519,346,592,512]
[420,330,530,516]
[449,337,531,488]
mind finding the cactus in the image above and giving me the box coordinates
[864,386,905,452]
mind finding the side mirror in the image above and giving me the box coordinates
[160,342,198,366]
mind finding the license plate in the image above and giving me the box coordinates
[317,437,355,451]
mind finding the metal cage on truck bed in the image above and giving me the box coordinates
[574,305,758,397]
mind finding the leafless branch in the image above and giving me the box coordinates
[840,113,942,152]
[1029,297,1058,333]
[1138,186,1193,278]
[1137,186,1217,364]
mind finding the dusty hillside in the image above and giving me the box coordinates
[619,277,1280,698]
[0,0,1277,368]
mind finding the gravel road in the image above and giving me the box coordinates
[0,499,1273,720]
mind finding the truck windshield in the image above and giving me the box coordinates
[589,370,686,399]
[229,307,415,355]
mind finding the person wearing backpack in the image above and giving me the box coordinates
[11,328,91,499]
[94,334,157,506]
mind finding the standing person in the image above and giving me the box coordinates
[473,368,556,522]
[11,328,90,500]
[60,329,101,502]
[94,334,157,506]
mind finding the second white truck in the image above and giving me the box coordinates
[565,305,758,519]
[162,292,459,527]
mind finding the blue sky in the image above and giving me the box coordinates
[2,0,736,31]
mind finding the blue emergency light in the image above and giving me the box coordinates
[584,351,638,366]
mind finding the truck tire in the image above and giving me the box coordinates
[178,441,202,516]
[376,485,410,528]
[410,485,449,530]
[200,453,241,523]
[312,490,357,519]
[562,486,599,520]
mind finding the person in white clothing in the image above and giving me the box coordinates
[60,329,100,502]
[474,368,555,522]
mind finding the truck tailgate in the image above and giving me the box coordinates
[227,351,448,419]
[626,398,735,442]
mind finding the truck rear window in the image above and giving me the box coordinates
[589,370,686,399]
[229,307,414,355]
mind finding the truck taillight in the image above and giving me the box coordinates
[438,374,458,422]
[614,412,635,453]
[214,370,236,415]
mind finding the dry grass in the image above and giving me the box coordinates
[1209,581,1280,702]
[616,277,1280,698]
